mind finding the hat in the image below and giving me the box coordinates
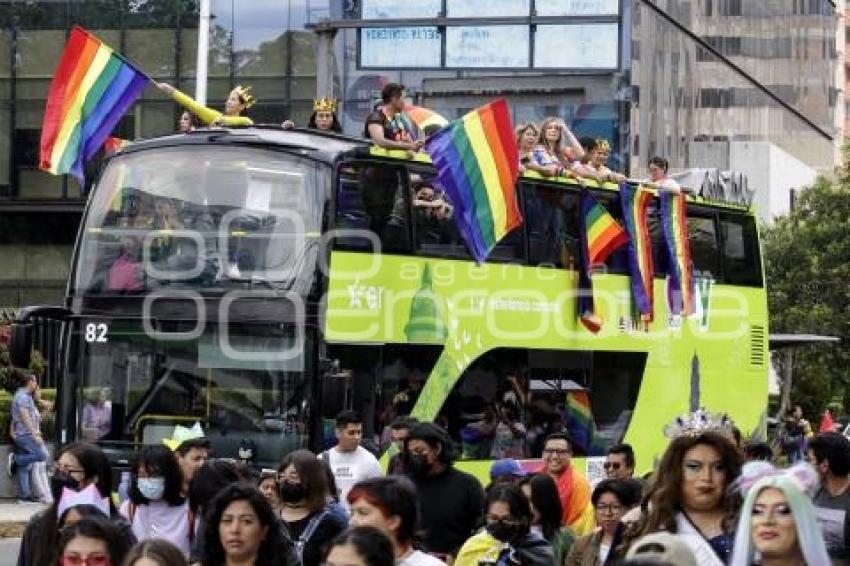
[163,422,205,451]
[490,458,528,480]
[625,532,697,566]
[57,484,110,520]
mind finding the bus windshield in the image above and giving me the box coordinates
[71,319,312,467]
[74,145,327,294]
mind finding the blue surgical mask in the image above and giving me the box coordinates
[137,477,166,501]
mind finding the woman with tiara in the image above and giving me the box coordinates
[156,82,255,126]
[282,98,343,133]
[730,462,829,566]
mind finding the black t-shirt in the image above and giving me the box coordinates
[364,110,415,142]
[411,466,486,555]
[283,509,346,566]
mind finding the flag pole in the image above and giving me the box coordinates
[195,0,211,106]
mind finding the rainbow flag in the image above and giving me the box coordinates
[619,183,655,323]
[564,390,607,456]
[577,190,629,333]
[40,26,148,184]
[659,192,694,315]
[103,136,130,154]
[423,99,522,263]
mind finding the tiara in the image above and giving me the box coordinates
[233,85,256,108]
[57,484,110,519]
[663,408,734,439]
[163,421,205,451]
[314,98,337,112]
[595,139,611,152]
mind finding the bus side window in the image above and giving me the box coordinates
[688,214,720,280]
[720,214,763,286]
[334,163,411,252]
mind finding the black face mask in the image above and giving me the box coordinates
[486,520,524,543]
[279,481,306,503]
[407,454,431,477]
[50,471,81,502]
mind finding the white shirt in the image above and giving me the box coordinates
[325,446,383,509]
[120,499,193,556]
[398,550,446,566]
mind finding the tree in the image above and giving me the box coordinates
[763,172,850,421]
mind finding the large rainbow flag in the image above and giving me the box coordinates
[564,390,607,456]
[619,183,655,324]
[40,26,148,183]
[659,192,695,315]
[423,99,521,263]
[577,190,629,333]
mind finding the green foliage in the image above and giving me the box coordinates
[763,174,850,419]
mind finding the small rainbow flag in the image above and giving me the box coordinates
[40,26,149,184]
[424,99,522,263]
[103,136,130,154]
[619,183,655,324]
[659,192,694,315]
[577,190,629,333]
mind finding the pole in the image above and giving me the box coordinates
[315,23,338,100]
[196,0,211,106]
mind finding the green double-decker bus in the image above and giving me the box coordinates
[11,126,767,479]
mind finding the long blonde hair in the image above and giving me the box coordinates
[538,116,566,159]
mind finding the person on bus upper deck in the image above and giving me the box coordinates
[163,422,211,495]
[516,123,558,177]
[404,422,485,560]
[157,82,254,127]
[281,98,344,133]
[573,138,626,184]
[178,110,196,133]
[647,155,684,193]
[321,410,383,510]
[535,116,584,168]
[364,84,424,153]
[536,432,596,536]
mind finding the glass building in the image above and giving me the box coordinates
[0,0,838,306]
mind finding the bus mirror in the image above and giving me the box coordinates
[9,323,33,368]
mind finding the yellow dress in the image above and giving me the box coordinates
[170,89,253,126]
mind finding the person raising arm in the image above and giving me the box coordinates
[156,82,254,127]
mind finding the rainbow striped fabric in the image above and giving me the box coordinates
[577,190,629,333]
[565,390,606,456]
[424,99,522,263]
[619,183,655,323]
[659,192,695,315]
[40,27,148,183]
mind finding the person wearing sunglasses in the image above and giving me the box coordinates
[56,515,131,566]
[604,444,636,480]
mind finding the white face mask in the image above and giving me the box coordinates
[137,477,166,501]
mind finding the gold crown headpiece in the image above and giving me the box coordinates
[314,98,337,113]
[595,139,611,152]
[233,85,256,108]
[663,408,734,439]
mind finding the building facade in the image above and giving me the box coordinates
[0,0,840,306]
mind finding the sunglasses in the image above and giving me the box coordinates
[61,554,111,566]
[603,462,621,470]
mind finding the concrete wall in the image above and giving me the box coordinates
[729,142,818,222]
[0,244,71,307]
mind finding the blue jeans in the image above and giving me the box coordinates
[13,434,45,498]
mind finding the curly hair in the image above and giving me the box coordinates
[638,431,741,536]
[201,483,294,566]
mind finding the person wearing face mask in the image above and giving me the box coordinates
[455,484,554,566]
[278,450,347,566]
[120,445,194,556]
[16,442,135,566]
[404,423,485,561]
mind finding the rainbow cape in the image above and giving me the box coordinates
[40,26,149,184]
[659,192,694,315]
[577,190,629,333]
[424,99,521,263]
[619,183,655,324]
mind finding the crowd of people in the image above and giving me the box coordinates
[9,401,850,566]
[158,80,680,194]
